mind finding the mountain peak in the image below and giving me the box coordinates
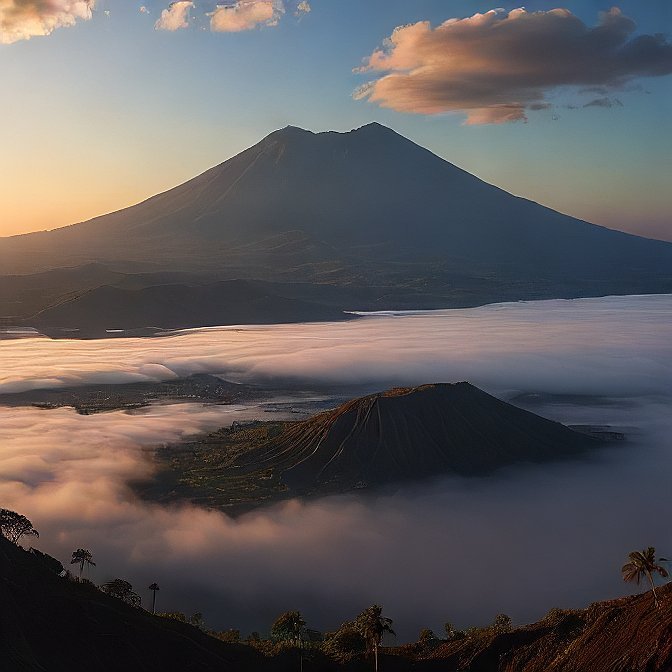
[264,125,314,141]
[353,121,396,134]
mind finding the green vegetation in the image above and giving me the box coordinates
[143,420,293,513]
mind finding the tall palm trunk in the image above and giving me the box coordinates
[152,590,157,614]
[646,570,660,607]
[374,641,378,672]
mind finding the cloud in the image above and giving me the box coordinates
[355,7,672,124]
[1,336,671,636]
[154,0,193,31]
[0,0,94,44]
[583,96,624,108]
[210,0,281,33]
[296,0,309,15]
[139,6,149,14]
[1,295,671,638]
[2,295,670,398]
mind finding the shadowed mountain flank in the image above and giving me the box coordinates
[0,538,268,672]
[27,280,350,337]
[1,124,671,333]
[4,534,672,672]
[145,383,604,514]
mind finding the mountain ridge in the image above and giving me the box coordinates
[2,123,671,333]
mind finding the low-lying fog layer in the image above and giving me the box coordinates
[1,295,671,640]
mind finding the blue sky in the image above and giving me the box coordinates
[1,0,670,239]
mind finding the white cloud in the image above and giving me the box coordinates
[154,0,193,31]
[356,7,672,124]
[0,0,94,44]
[210,0,282,33]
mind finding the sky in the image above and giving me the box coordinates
[1,0,670,240]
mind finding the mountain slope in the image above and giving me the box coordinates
[0,537,269,672]
[1,123,671,291]
[146,383,603,514]
[28,280,349,337]
[416,584,672,672]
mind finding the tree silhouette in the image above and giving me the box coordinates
[355,605,395,672]
[0,509,39,545]
[70,548,95,581]
[148,582,160,614]
[271,611,306,645]
[272,611,307,671]
[101,578,141,607]
[622,547,669,607]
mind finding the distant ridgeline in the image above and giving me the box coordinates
[1,124,671,335]
[141,382,612,515]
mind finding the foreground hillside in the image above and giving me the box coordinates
[143,383,602,514]
[413,585,672,672]
[0,537,266,672]
[3,534,671,672]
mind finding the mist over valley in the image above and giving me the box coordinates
[1,295,670,641]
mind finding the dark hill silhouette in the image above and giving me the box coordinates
[0,537,269,672]
[28,280,349,337]
[146,383,604,514]
[4,533,672,672]
[1,122,671,288]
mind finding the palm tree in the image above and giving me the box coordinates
[148,582,160,614]
[70,548,95,581]
[271,611,306,672]
[355,605,395,672]
[622,547,669,607]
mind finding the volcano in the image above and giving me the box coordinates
[149,383,606,514]
[3,123,671,331]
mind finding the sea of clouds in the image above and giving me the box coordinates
[0,294,671,639]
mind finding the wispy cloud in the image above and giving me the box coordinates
[0,0,94,44]
[154,0,193,31]
[583,96,624,108]
[355,7,672,124]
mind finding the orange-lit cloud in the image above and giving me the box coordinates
[210,0,280,32]
[154,0,193,31]
[0,0,94,44]
[355,7,672,124]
